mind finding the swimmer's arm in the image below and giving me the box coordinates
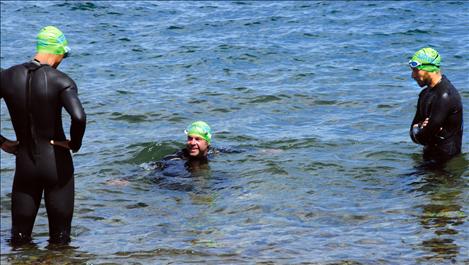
[413,93,449,144]
[0,135,19,155]
[410,97,424,144]
[60,83,86,152]
[0,72,18,154]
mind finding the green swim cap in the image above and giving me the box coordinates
[410,47,441,72]
[185,121,212,144]
[36,26,70,55]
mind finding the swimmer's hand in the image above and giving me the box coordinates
[416,118,442,131]
[414,118,430,129]
[50,140,74,152]
[1,139,19,155]
[421,118,429,128]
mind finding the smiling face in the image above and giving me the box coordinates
[186,135,209,158]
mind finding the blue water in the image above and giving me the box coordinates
[1,1,468,264]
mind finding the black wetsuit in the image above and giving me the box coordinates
[410,75,463,163]
[163,149,209,168]
[0,60,86,244]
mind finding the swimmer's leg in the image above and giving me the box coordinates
[44,175,74,244]
[11,178,43,245]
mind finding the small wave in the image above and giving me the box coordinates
[293,72,315,80]
[210,107,232,113]
[126,141,183,164]
[216,132,256,142]
[217,44,235,51]
[233,1,250,5]
[70,2,102,11]
[244,21,261,26]
[107,12,123,16]
[167,25,184,30]
[110,113,149,123]
[400,29,432,35]
[255,137,320,150]
[200,91,226,97]
[116,90,134,95]
[232,86,253,93]
[248,95,282,104]
[125,202,148,209]
[314,100,337,106]
[304,32,320,38]
[131,48,145,53]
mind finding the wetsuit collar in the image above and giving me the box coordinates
[31,59,41,66]
[24,59,44,71]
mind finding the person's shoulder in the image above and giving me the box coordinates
[442,75,459,92]
[2,63,26,74]
[437,75,459,99]
[1,63,27,84]
[43,67,77,89]
[42,65,71,79]
[162,149,187,161]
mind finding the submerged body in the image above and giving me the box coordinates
[0,60,86,244]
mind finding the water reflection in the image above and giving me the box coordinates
[410,154,467,263]
[3,243,94,264]
[138,146,239,194]
[144,153,212,193]
[144,150,230,254]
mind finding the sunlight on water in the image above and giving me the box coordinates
[1,1,468,264]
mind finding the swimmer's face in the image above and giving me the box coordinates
[411,67,430,88]
[186,135,209,158]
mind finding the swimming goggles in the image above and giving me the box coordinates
[409,54,440,68]
[408,60,438,68]
[63,46,71,58]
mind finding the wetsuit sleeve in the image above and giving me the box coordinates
[410,95,423,144]
[413,92,451,145]
[60,83,86,152]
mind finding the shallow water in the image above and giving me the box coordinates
[1,1,468,264]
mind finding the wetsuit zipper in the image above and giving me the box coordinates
[26,69,38,162]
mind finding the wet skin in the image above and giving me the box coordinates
[186,135,209,159]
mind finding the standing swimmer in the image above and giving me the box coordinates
[409,47,463,163]
[0,26,86,244]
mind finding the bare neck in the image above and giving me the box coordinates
[33,53,62,68]
[428,72,443,89]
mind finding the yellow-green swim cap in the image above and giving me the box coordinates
[185,121,212,144]
[409,47,441,72]
[36,26,70,55]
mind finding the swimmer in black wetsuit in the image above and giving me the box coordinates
[408,47,463,163]
[108,121,213,187]
[0,26,86,245]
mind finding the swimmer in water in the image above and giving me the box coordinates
[0,26,86,245]
[108,121,213,186]
[162,121,212,167]
[408,47,463,163]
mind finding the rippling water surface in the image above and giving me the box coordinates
[1,1,468,264]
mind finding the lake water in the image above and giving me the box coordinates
[1,1,468,264]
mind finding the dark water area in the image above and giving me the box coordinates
[1,1,468,264]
